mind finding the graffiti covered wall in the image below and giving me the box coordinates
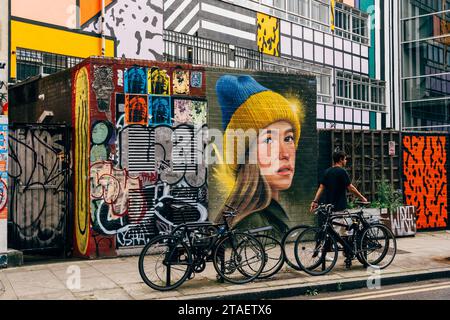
[8,126,70,252]
[0,0,8,115]
[73,58,207,257]
[403,135,449,230]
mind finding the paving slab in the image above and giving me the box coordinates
[0,231,449,300]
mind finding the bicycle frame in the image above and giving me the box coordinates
[318,209,374,257]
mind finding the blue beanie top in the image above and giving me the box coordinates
[216,75,269,130]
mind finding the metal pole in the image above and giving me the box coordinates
[101,0,106,57]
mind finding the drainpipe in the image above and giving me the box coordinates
[101,0,106,56]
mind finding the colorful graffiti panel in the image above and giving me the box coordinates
[0,118,7,221]
[73,60,209,255]
[174,99,193,125]
[257,13,280,57]
[207,70,318,240]
[191,100,207,125]
[125,94,148,125]
[148,67,171,95]
[150,96,172,126]
[74,66,91,256]
[173,69,190,95]
[125,67,147,94]
[403,135,448,229]
[92,65,115,113]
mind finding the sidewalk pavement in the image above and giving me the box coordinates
[1,231,449,300]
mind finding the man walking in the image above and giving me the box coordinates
[310,151,368,268]
[311,151,367,213]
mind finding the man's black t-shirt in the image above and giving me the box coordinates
[320,167,351,211]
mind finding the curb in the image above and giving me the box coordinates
[183,268,450,300]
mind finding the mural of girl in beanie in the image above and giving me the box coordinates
[213,75,303,239]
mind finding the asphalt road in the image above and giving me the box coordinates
[281,278,450,300]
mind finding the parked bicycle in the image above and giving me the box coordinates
[281,224,311,271]
[138,205,266,291]
[294,201,397,276]
[247,226,285,279]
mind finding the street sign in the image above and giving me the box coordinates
[389,141,396,157]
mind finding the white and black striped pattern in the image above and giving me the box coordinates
[127,188,156,228]
[127,127,156,173]
[164,0,257,50]
[198,0,257,50]
[164,0,201,35]
[169,187,203,224]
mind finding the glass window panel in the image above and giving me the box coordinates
[402,38,450,77]
[403,74,450,101]
[402,0,450,18]
[403,99,450,129]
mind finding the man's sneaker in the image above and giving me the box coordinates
[323,254,334,262]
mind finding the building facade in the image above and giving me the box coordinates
[5,0,388,130]
[164,0,388,130]
[8,0,164,82]
[399,0,450,131]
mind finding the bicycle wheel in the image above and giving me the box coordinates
[358,224,397,269]
[294,227,338,276]
[138,235,192,291]
[253,235,285,279]
[281,225,309,270]
[212,232,265,284]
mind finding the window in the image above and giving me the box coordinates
[334,2,369,45]
[317,75,331,96]
[336,71,386,112]
[261,0,330,30]
[288,0,310,17]
[16,48,82,81]
[311,0,329,25]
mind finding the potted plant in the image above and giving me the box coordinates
[372,181,417,237]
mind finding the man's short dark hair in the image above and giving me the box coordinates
[333,151,347,164]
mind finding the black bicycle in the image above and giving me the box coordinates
[138,205,266,291]
[281,224,311,270]
[246,226,285,279]
[294,202,397,276]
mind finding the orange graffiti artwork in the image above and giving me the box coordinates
[403,136,448,229]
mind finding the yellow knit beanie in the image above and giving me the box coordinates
[216,75,302,173]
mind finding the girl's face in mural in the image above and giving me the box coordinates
[257,121,296,199]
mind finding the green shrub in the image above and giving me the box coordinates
[371,181,403,212]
